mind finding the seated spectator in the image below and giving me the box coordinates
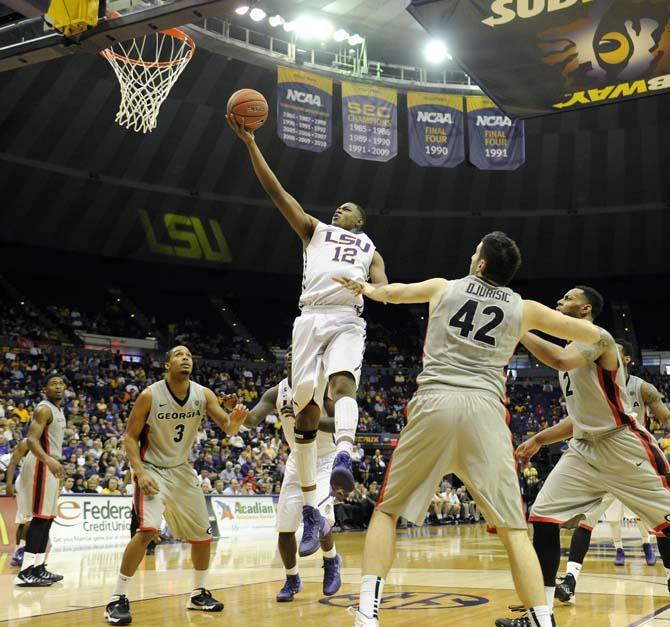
[85,474,102,493]
[223,479,243,495]
[101,477,122,495]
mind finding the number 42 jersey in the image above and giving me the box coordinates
[299,221,376,315]
[417,275,524,400]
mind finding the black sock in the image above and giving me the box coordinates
[567,526,592,565]
[657,535,670,569]
[25,517,51,556]
[533,521,562,587]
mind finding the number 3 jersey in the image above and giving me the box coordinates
[299,221,376,315]
[416,275,523,400]
[141,379,207,468]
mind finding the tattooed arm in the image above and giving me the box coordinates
[641,382,670,428]
[521,326,615,372]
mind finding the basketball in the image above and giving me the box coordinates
[227,89,268,131]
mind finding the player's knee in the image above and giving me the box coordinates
[329,372,356,399]
[136,531,156,545]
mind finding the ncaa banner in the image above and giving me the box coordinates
[466,96,525,171]
[407,92,464,168]
[342,82,397,162]
[407,0,670,118]
[277,67,332,153]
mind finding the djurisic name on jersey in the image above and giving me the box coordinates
[157,410,203,420]
[466,282,512,302]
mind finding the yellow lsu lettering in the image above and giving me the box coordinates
[139,210,232,263]
[552,76,670,109]
[483,0,592,28]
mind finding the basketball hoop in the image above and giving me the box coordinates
[100,28,195,133]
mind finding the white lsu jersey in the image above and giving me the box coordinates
[299,221,376,315]
[276,378,336,457]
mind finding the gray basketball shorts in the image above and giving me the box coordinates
[377,390,527,529]
[530,424,670,536]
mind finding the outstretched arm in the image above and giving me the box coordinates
[245,385,280,429]
[204,388,249,435]
[515,417,574,466]
[335,277,448,305]
[226,115,318,243]
[642,382,670,427]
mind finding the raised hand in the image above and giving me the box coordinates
[225,114,255,145]
[220,393,239,411]
[333,277,369,297]
[227,404,250,435]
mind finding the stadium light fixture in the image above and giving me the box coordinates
[249,7,266,21]
[283,20,295,32]
[234,5,249,15]
[423,39,452,63]
[333,29,349,42]
[347,34,364,46]
[268,14,284,27]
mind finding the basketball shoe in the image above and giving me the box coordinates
[555,573,576,604]
[347,607,379,626]
[10,546,24,567]
[330,452,355,498]
[299,506,330,557]
[34,564,64,583]
[643,542,657,565]
[105,595,132,625]
[614,548,625,565]
[276,574,302,602]
[495,606,556,626]
[14,565,53,587]
[323,554,342,595]
[187,588,224,611]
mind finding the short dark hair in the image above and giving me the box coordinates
[165,345,189,362]
[44,371,64,386]
[615,338,634,359]
[575,285,604,320]
[479,231,522,286]
[352,203,366,226]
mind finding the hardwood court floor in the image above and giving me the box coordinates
[2,524,670,626]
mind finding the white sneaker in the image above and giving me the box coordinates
[347,606,379,626]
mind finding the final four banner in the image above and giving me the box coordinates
[342,82,397,162]
[277,67,332,153]
[407,92,464,168]
[466,96,525,171]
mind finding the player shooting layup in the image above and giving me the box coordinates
[227,115,388,557]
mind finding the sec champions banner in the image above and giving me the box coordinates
[407,0,670,118]
[342,82,397,162]
[277,67,332,152]
[407,92,464,168]
[467,96,525,171]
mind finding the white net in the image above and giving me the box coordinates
[101,29,195,134]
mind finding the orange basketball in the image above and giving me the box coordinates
[227,89,268,131]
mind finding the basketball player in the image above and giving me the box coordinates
[497,287,670,626]
[518,339,670,605]
[244,351,342,602]
[337,232,602,627]
[104,346,248,626]
[227,115,388,556]
[5,438,30,567]
[14,372,67,587]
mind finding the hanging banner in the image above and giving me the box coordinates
[277,67,332,153]
[342,82,397,162]
[407,0,670,118]
[466,96,525,171]
[407,92,464,168]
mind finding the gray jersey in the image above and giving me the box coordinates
[559,351,634,437]
[626,375,647,424]
[416,275,523,400]
[31,400,66,460]
[142,380,207,468]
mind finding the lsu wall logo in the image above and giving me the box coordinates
[139,210,232,263]
[286,89,322,107]
[483,0,593,27]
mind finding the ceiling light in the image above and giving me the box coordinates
[249,7,266,21]
[234,5,249,15]
[424,39,452,63]
[283,20,295,32]
[293,16,318,39]
[268,14,284,27]
[333,29,349,42]
[347,34,364,46]
[314,18,333,40]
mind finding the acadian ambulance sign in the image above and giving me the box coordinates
[277,67,332,152]
[209,496,277,535]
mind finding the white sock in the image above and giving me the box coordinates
[113,573,132,598]
[566,560,582,581]
[529,605,553,627]
[323,546,337,559]
[334,397,358,454]
[285,565,299,576]
[610,521,623,547]
[18,539,26,548]
[22,551,36,570]
[646,535,655,545]
[192,569,207,593]
[613,539,623,550]
[544,586,555,610]
[34,553,45,567]
[359,575,384,619]
[294,441,318,507]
